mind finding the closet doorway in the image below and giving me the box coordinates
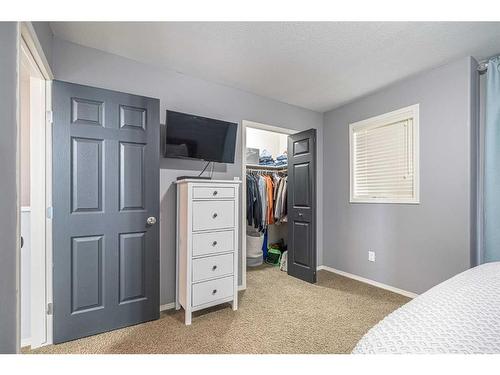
[241,121,317,289]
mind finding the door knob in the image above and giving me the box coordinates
[146,216,157,226]
[298,212,303,217]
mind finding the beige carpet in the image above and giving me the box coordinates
[25,266,410,354]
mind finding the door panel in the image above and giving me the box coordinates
[119,142,146,211]
[53,81,160,343]
[71,97,103,126]
[291,222,311,267]
[287,129,317,283]
[119,105,146,130]
[119,232,147,303]
[71,235,104,313]
[71,137,103,213]
[292,163,310,207]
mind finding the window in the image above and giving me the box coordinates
[349,104,419,204]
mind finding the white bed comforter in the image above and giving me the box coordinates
[353,262,500,354]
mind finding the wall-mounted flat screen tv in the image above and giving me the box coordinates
[164,110,238,163]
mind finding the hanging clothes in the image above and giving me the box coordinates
[280,176,288,222]
[272,173,280,201]
[273,175,287,223]
[262,229,268,259]
[246,174,262,230]
[258,175,267,230]
[265,175,275,225]
[274,177,284,221]
[246,174,256,226]
[246,169,288,232]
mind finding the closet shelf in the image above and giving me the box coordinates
[246,164,288,171]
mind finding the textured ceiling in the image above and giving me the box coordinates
[50,22,500,112]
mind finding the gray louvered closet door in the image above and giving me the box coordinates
[287,129,317,283]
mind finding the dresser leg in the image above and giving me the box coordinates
[185,309,192,325]
[231,298,238,311]
[175,301,181,310]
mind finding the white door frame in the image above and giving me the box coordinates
[240,120,295,290]
[18,22,53,350]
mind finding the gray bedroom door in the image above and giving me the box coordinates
[52,81,160,343]
[287,129,317,283]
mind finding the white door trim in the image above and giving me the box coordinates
[20,22,54,80]
[240,120,295,290]
[29,67,47,348]
[19,23,53,350]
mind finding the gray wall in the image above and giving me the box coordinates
[51,37,324,305]
[323,57,478,294]
[0,22,19,354]
[31,22,53,69]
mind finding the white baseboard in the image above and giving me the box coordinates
[160,302,175,312]
[317,265,418,299]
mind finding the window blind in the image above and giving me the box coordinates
[352,118,415,201]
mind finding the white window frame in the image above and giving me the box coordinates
[349,104,420,204]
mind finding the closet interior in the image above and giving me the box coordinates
[245,126,289,270]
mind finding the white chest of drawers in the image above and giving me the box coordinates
[175,179,240,325]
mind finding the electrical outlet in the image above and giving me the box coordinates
[368,251,376,262]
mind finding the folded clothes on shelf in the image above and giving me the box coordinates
[260,149,272,158]
[260,156,274,162]
[259,159,276,166]
[259,157,275,166]
[276,153,288,161]
[274,153,288,166]
[256,150,288,167]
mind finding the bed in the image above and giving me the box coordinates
[353,262,500,354]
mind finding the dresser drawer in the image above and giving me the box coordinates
[192,230,234,257]
[192,253,233,282]
[193,186,235,199]
[192,276,234,307]
[192,200,235,231]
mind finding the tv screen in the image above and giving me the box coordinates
[164,110,238,163]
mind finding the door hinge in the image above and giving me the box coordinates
[46,206,53,219]
[46,303,53,315]
[46,110,53,124]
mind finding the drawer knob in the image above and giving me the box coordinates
[213,190,218,196]
[212,289,217,295]
[212,265,218,271]
[212,213,218,219]
[212,241,218,246]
